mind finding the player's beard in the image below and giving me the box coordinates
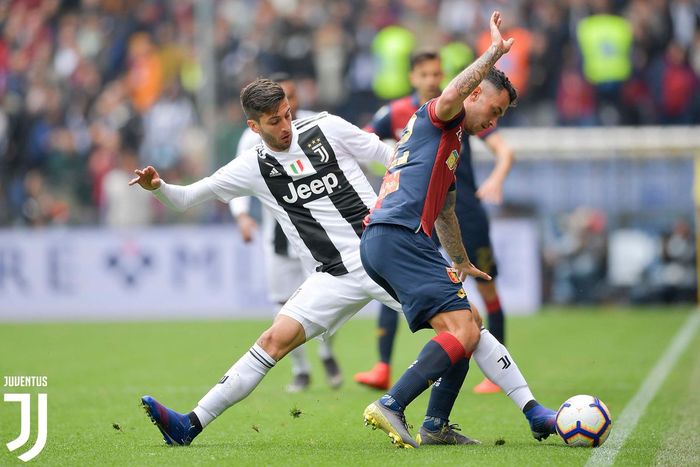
[260,128,292,152]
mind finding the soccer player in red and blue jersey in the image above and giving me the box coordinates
[361,11,557,448]
[356,49,514,395]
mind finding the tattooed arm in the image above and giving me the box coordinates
[435,11,514,122]
[435,191,492,281]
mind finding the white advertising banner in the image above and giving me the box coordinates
[0,220,540,321]
[460,219,541,316]
[0,225,273,321]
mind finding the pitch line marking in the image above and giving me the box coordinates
[585,311,700,467]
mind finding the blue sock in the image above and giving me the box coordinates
[422,416,448,431]
[424,357,470,426]
[378,305,398,364]
[384,333,465,410]
[379,394,403,412]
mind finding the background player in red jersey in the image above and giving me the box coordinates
[356,49,515,394]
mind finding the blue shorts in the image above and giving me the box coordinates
[360,223,471,333]
[455,198,498,281]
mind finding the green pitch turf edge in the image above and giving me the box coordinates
[0,306,698,466]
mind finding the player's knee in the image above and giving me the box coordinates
[256,330,277,355]
[257,328,294,360]
[450,321,480,354]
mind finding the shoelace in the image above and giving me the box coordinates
[440,423,462,434]
[440,423,462,432]
[398,412,413,431]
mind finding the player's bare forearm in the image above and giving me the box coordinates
[436,192,492,281]
[443,45,502,112]
[486,133,514,183]
[435,11,513,121]
[435,192,468,265]
[436,212,469,266]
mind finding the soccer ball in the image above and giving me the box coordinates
[555,394,612,447]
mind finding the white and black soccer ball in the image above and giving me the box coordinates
[555,394,612,447]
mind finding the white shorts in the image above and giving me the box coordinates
[264,251,306,303]
[279,266,402,340]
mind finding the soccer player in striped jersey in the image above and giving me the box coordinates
[355,49,514,394]
[132,78,413,446]
[361,11,556,448]
[229,73,343,394]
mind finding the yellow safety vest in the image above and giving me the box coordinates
[577,14,633,84]
[372,26,416,99]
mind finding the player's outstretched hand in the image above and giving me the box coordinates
[490,10,514,55]
[453,261,492,282]
[129,166,162,191]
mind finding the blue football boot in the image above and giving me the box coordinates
[525,404,557,441]
[141,395,201,446]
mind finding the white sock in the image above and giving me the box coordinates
[193,343,276,427]
[473,329,534,410]
[289,345,311,376]
[317,339,333,361]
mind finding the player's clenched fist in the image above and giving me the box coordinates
[129,166,162,191]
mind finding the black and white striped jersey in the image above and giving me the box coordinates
[230,110,317,260]
[207,112,392,276]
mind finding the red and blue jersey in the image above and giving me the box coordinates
[366,99,465,236]
[366,93,496,215]
[365,94,421,141]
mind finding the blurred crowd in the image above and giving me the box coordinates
[543,209,696,304]
[1,0,699,228]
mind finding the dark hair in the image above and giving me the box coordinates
[484,68,518,107]
[240,78,286,120]
[410,48,440,70]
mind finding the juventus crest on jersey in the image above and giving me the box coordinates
[206,112,393,277]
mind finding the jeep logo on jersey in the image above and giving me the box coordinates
[281,173,340,204]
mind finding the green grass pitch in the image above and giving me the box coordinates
[1,307,698,466]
